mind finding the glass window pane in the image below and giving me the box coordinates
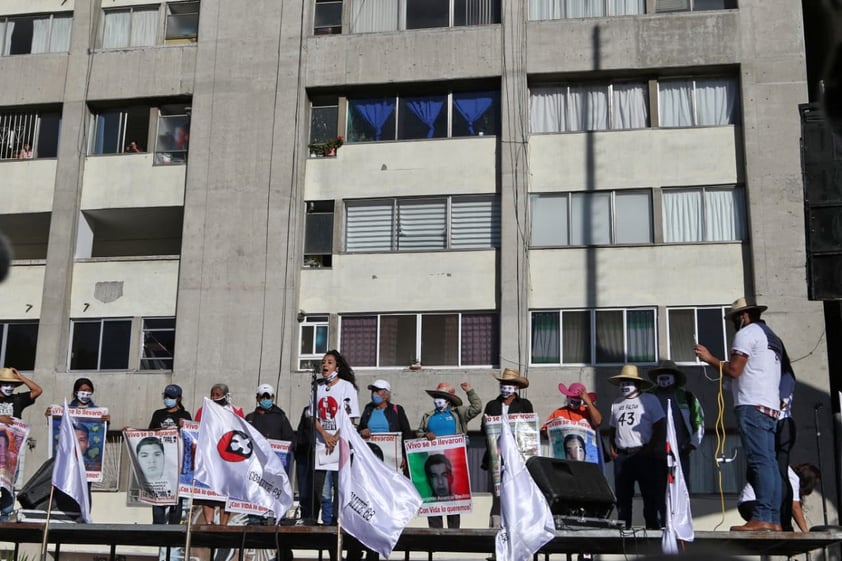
[166,1,200,40]
[562,311,591,364]
[103,9,131,49]
[300,325,314,355]
[314,1,343,33]
[9,17,35,55]
[310,105,339,145]
[658,80,694,127]
[462,313,498,366]
[421,314,459,366]
[571,192,610,245]
[36,113,61,158]
[615,191,652,244]
[155,113,190,164]
[379,315,417,367]
[141,321,175,370]
[704,188,745,241]
[452,91,498,137]
[305,212,334,254]
[397,199,446,250]
[70,322,101,370]
[668,309,696,362]
[697,308,726,360]
[662,189,703,243]
[693,0,736,11]
[346,201,394,252]
[143,318,175,330]
[451,196,500,249]
[4,323,38,370]
[406,0,450,28]
[129,7,159,47]
[340,316,377,367]
[100,320,131,369]
[531,312,559,364]
[626,310,655,363]
[315,325,329,354]
[398,95,447,140]
[347,98,396,142]
[454,0,500,25]
[530,194,569,246]
[93,111,123,155]
[595,310,623,363]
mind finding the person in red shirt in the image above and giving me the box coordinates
[542,382,602,431]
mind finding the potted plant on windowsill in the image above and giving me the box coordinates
[308,135,344,158]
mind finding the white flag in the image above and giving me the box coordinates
[337,409,422,559]
[495,417,555,561]
[51,400,91,523]
[195,398,293,521]
[662,400,694,554]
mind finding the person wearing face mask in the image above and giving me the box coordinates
[146,384,191,525]
[542,382,602,431]
[0,367,42,521]
[480,368,533,529]
[695,297,785,532]
[608,365,665,530]
[357,379,413,457]
[246,384,294,442]
[48,378,111,422]
[416,381,481,529]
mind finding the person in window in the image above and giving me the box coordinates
[125,140,143,153]
[17,143,33,159]
[147,384,191,524]
[416,381,481,529]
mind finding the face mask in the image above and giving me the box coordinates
[657,374,675,388]
[0,385,15,397]
[568,398,583,408]
[76,391,93,404]
[163,398,177,408]
[259,399,274,410]
[213,397,228,406]
[434,398,449,411]
[732,316,745,332]
[620,382,636,396]
[371,393,384,406]
[324,371,338,383]
[499,385,517,398]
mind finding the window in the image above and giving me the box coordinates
[662,186,746,243]
[90,106,150,155]
[351,0,499,33]
[299,315,329,370]
[530,190,652,246]
[0,13,72,55]
[165,1,199,42]
[658,78,740,127]
[154,104,190,164]
[530,82,649,133]
[315,0,342,34]
[687,433,744,494]
[304,201,334,268]
[309,97,339,146]
[340,312,498,367]
[0,321,38,370]
[530,308,656,365]
[69,319,132,370]
[656,0,736,12]
[529,0,644,20]
[667,306,735,364]
[140,318,175,370]
[92,432,122,492]
[0,110,61,159]
[345,196,500,252]
[346,89,498,142]
[102,6,159,48]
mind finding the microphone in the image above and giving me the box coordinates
[815,402,824,410]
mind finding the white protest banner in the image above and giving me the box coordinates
[124,429,180,506]
[545,417,600,464]
[368,432,402,473]
[0,418,28,493]
[405,435,472,517]
[483,413,540,495]
[225,439,292,516]
[179,420,226,502]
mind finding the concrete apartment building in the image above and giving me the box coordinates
[1,0,837,527]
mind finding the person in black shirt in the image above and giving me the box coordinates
[245,384,295,443]
[147,384,191,524]
[0,367,42,520]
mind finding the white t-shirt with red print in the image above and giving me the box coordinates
[311,377,360,470]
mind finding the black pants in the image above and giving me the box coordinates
[427,514,460,528]
[153,499,185,524]
[776,417,796,531]
[614,451,665,530]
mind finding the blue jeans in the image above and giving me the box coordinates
[320,471,335,525]
[735,405,781,524]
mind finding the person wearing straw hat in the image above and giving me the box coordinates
[542,382,602,431]
[608,364,666,530]
[417,381,481,529]
[647,360,704,480]
[695,296,784,532]
[0,367,42,521]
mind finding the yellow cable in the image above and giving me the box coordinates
[712,361,727,531]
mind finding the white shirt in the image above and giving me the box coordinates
[313,378,360,439]
[740,466,799,503]
[610,392,665,449]
[731,323,781,410]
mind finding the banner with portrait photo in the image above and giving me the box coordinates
[0,418,29,494]
[179,420,226,502]
[546,417,601,466]
[225,439,292,516]
[368,432,402,473]
[124,429,180,506]
[483,413,539,496]
[48,405,108,483]
[404,435,471,518]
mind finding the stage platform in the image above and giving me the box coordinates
[1,523,841,560]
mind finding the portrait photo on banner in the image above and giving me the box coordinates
[546,417,600,465]
[0,418,29,494]
[123,428,180,505]
[404,434,471,517]
[179,420,226,502]
[225,439,292,516]
[48,405,108,482]
[368,432,402,472]
[483,413,540,495]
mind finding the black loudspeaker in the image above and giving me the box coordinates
[800,103,842,300]
[17,457,82,518]
[525,457,615,519]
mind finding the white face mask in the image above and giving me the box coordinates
[0,384,15,397]
[76,391,93,404]
[434,398,449,410]
[657,374,675,388]
[499,385,517,398]
[620,382,636,396]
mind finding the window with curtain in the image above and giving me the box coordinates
[0,14,72,55]
[528,0,643,20]
[656,0,737,12]
[340,312,499,367]
[345,195,500,252]
[529,190,652,247]
[102,6,159,49]
[667,306,735,364]
[351,0,399,32]
[90,105,150,155]
[530,308,655,365]
[658,77,740,127]
[529,82,648,133]
[662,186,746,243]
[352,0,499,30]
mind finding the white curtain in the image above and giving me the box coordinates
[2,21,14,56]
[529,0,564,20]
[663,189,702,242]
[50,15,72,52]
[103,10,130,48]
[612,82,648,129]
[568,85,608,131]
[529,87,566,133]
[696,78,738,126]
[30,18,51,54]
[565,0,605,17]
[352,0,399,32]
[659,80,694,127]
[705,188,745,241]
[611,0,644,14]
[130,8,159,47]
[530,194,569,246]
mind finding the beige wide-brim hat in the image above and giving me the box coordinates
[725,296,767,320]
[647,360,687,387]
[493,368,529,388]
[608,364,654,389]
[425,382,463,406]
[0,368,21,384]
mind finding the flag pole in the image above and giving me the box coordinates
[40,484,56,561]
[335,517,343,561]
[184,482,196,561]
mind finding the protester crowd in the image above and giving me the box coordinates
[0,296,822,537]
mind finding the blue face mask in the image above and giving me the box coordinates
[371,393,384,406]
[163,398,177,408]
[259,399,274,410]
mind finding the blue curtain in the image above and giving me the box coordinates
[453,93,494,135]
[405,97,445,138]
[352,98,396,140]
